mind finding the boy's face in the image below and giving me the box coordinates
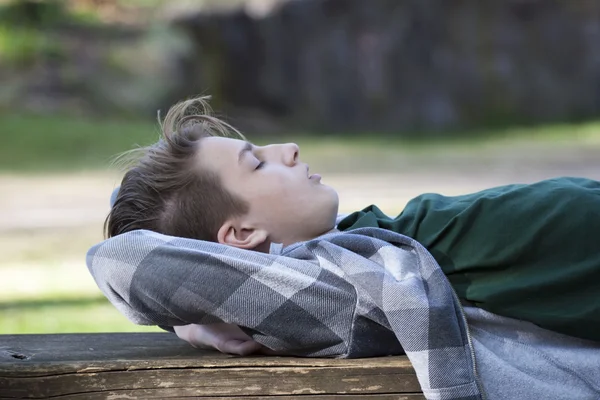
[196,137,339,247]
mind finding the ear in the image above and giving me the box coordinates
[217,220,269,250]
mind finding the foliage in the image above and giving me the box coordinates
[0,0,87,67]
[0,0,70,27]
[0,25,64,66]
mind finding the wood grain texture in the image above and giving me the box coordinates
[0,333,423,399]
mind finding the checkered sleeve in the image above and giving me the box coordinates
[86,229,357,357]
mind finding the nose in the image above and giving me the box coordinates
[282,143,299,166]
[261,143,299,166]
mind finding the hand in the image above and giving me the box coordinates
[174,323,264,356]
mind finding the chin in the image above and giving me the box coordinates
[325,190,340,226]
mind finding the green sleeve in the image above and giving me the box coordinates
[338,177,600,342]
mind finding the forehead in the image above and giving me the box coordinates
[200,136,246,153]
[195,136,246,170]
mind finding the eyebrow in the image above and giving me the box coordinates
[237,141,253,164]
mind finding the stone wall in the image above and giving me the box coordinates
[173,0,600,134]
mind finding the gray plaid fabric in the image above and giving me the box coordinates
[87,227,482,400]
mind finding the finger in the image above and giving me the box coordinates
[221,339,264,356]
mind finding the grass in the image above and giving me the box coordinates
[0,113,159,172]
[2,112,600,173]
[2,113,600,334]
[0,296,162,334]
[0,226,104,266]
[0,229,163,334]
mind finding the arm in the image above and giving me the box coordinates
[86,229,357,357]
[87,227,482,399]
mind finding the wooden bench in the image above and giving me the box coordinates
[0,333,424,399]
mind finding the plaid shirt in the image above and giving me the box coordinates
[87,228,483,400]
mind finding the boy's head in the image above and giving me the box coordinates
[105,96,339,250]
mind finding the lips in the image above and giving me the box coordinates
[306,164,321,181]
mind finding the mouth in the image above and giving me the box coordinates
[306,165,321,181]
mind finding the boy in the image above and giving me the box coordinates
[106,96,599,355]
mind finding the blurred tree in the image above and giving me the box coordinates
[0,0,68,27]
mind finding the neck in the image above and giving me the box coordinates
[276,227,340,250]
[253,240,271,253]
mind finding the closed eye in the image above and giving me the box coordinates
[255,161,265,170]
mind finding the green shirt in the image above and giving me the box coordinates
[338,177,600,342]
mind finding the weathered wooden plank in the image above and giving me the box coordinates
[0,333,422,399]
[0,333,413,374]
[1,365,421,398]
[2,393,424,400]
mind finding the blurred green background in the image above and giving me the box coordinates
[1,0,599,334]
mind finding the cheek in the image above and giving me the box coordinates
[238,176,287,203]
[274,174,307,199]
[239,170,306,207]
